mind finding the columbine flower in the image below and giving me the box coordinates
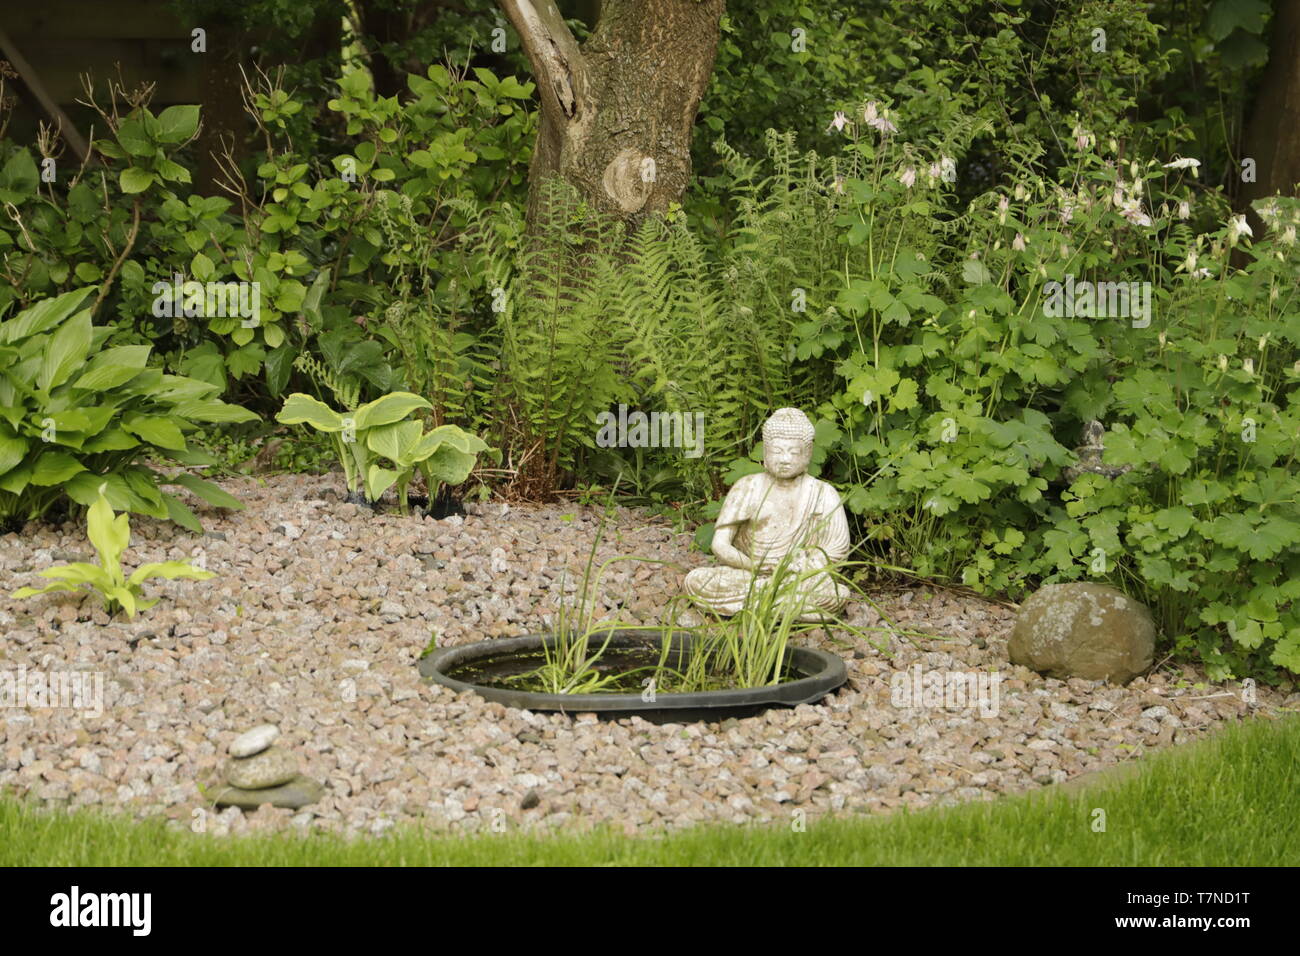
[1258,334,1269,351]
[1258,200,1280,223]
[927,162,942,184]
[1014,183,1028,201]
[1164,157,1201,174]
[1218,354,1229,372]
[1281,225,1296,246]
[1192,267,1212,279]
[997,195,1010,225]
[1243,358,1255,375]
[1228,214,1253,245]
[1120,197,1152,227]
[1177,200,1191,220]
[827,110,849,133]
[899,166,916,188]
[1012,233,1027,251]
[1072,125,1094,150]
[863,100,897,133]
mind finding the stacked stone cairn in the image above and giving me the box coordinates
[212,724,324,810]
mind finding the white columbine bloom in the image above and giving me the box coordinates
[1163,157,1201,173]
[863,100,897,134]
[1177,200,1191,220]
[1120,197,1152,227]
[1228,214,1253,245]
[1012,233,1027,251]
[899,166,916,188]
[828,111,849,133]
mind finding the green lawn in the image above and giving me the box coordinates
[5,715,1297,866]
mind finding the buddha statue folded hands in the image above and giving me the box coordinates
[683,408,851,621]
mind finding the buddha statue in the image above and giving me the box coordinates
[683,408,851,621]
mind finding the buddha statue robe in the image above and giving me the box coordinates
[684,470,851,621]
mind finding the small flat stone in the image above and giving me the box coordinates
[230,724,279,758]
[211,775,325,811]
[226,746,298,789]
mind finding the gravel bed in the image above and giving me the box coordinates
[1,472,1294,838]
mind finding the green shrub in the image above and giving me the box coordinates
[0,288,257,529]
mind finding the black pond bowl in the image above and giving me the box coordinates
[417,630,848,724]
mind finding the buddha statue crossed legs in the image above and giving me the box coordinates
[683,408,851,622]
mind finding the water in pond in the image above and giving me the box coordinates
[447,639,798,695]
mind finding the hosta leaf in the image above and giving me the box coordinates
[422,444,477,486]
[127,561,215,587]
[420,425,488,456]
[37,307,93,391]
[0,427,28,474]
[162,492,203,533]
[353,392,431,430]
[0,288,94,344]
[170,399,260,424]
[167,472,243,510]
[365,464,399,501]
[71,345,152,390]
[276,393,345,432]
[86,487,128,573]
[122,414,187,450]
[366,420,422,463]
[29,452,86,486]
[80,427,140,453]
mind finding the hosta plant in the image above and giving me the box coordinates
[276,391,485,510]
[365,419,488,514]
[12,484,215,618]
[0,288,258,530]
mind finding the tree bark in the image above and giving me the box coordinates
[498,0,724,227]
[1240,0,1300,215]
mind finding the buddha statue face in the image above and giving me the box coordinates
[760,408,817,481]
[764,437,812,480]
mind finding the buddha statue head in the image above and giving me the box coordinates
[762,408,815,481]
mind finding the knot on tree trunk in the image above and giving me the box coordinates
[601,147,656,213]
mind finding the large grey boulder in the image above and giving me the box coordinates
[1008,583,1155,683]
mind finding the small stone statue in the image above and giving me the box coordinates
[1063,420,1131,481]
[684,408,851,621]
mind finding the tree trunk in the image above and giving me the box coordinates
[498,0,724,227]
[1240,0,1300,217]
